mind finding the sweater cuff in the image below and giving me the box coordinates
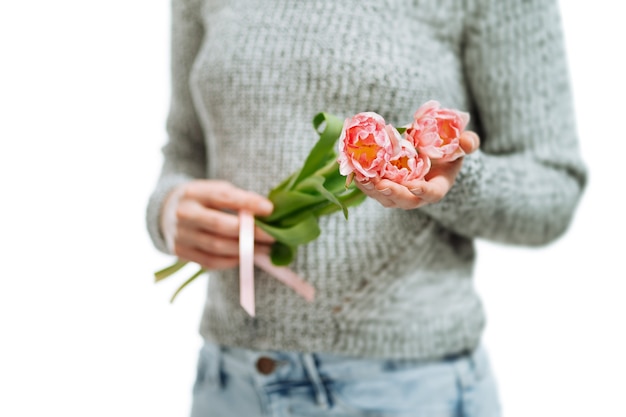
[146,174,194,254]
[418,151,487,236]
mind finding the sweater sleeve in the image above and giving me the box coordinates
[419,0,587,246]
[146,0,206,254]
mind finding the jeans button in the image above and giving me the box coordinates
[256,356,277,375]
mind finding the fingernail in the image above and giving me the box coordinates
[379,188,392,196]
[361,181,374,190]
[410,187,423,195]
[259,200,274,213]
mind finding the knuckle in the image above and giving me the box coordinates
[203,236,222,253]
[175,202,194,222]
[200,256,236,271]
[204,214,225,234]
[212,181,234,198]
[181,181,198,199]
[172,243,186,258]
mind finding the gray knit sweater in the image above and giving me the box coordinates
[147,0,587,359]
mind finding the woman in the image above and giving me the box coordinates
[147,0,587,415]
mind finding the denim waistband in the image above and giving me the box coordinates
[201,342,480,410]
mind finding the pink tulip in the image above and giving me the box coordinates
[405,100,470,162]
[382,137,431,182]
[338,112,399,181]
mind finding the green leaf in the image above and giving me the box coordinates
[319,163,349,195]
[155,259,188,283]
[261,190,326,223]
[268,171,298,194]
[256,214,321,247]
[313,186,366,218]
[289,112,344,188]
[297,175,349,219]
[269,242,296,266]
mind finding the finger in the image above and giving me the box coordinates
[357,179,425,210]
[355,178,376,193]
[185,180,274,216]
[254,226,276,244]
[410,169,458,204]
[177,228,240,257]
[175,245,240,270]
[253,242,273,257]
[177,200,241,238]
[374,179,425,210]
[425,157,463,182]
[355,180,397,207]
[177,200,276,242]
[459,130,480,154]
[175,241,274,271]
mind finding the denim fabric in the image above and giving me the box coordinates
[190,342,501,417]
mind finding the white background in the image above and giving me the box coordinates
[1,1,624,416]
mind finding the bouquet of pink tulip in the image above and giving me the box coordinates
[155,112,366,302]
[155,100,469,305]
[338,100,469,186]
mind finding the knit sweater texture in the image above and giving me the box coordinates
[147,0,587,359]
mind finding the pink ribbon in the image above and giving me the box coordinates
[239,210,256,316]
[239,210,315,317]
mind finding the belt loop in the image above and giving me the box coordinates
[203,342,223,388]
[301,353,330,409]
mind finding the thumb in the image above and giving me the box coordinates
[460,131,480,154]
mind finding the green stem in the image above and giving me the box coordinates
[308,158,340,183]
[313,188,365,217]
[155,259,188,283]
[169,267,206,303]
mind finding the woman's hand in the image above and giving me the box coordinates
[354,131,480,210]
[161,180,275,270]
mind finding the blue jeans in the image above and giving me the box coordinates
[190,342,501,417]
